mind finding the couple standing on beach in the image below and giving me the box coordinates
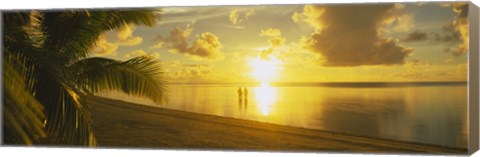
[238,87,248,111]
[237,87,248,102]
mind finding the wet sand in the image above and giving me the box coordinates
[88,96,466,154]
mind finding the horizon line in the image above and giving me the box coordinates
[165,81,468,84]
[164,81,468,88]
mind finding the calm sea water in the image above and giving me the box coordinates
[163,82,467,148]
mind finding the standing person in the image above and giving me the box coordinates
[243,87,248,101]
[237,87,243,102]
[243,87,248,110]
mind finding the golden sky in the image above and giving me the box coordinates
[92,2,469,83]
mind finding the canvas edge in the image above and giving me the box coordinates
[468,1,480,155]
[0,11,4,146]
[0,2,477,156]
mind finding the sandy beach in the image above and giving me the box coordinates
[88,96,466,154]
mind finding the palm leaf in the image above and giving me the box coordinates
[3,12,42,58]
[30,63,97,146]
[3,12,47,145]
[33,10,158,146]
[43,82,97,146]
[69,55,167,105]
[3,10,160,146]
[3,50,46,145]
[3,11,98,146]
[40,10,157,65]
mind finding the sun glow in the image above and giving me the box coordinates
[250,55,281,116]
[249,56,282,82]
[254,82,277,116]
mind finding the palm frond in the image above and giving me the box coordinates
[40,10,156,65]
[42,82,97,146]
[29,62,97,146]
[3,12,41,57]
[3,51,46,145]
[3,13,48,144]
[3,10,158,146]
[69,56,167,105]
[107,10,156,27]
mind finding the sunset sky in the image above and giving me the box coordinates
[91,2,469,83]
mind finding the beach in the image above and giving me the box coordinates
[88,96,467,154]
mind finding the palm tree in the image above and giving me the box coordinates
[3,9,167,146]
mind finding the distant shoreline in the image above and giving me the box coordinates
[165,81,467,88]
[88,96,467,154]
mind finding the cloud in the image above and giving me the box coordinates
[293,4,412,67]
[434,2,468,56]
[164,24,223,60]
[187,32,224,60]
[389,13,415,32]
[268,37,286,47]
[116,25,144,46]
[259,28,282,37]
[450,2,468,56]
[165,24,193,53]
[229,8,255,25]
[379,3,415,33]
[117,36,143,46]
[123,49,161,60]
[149,52,161,60]
[217,24,246,29]
[415,2,428,7]
[159,6,295,26]
[402,30,428,42]
[256,28,287,60]
[117,25,134,41]
[159,7,232,25]
[433,26,462,43]
[229,9,240,24]
[259,48,274,60]
[388,59,430,79]
[259,28,286,47]
[291,6,327,30]
[91,34,118,56]
[91,25,144,56]
[150,42,164,49]
[163,61,214,82]
[164,61,253,83]
[123,50,147,59]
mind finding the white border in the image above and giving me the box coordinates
[1,0,478,157]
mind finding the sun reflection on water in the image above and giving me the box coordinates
[255,82,277,116]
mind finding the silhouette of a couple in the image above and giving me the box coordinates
[237,87,248,111]
[237,87,248,101]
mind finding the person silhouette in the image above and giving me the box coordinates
[243,87,248,100]
[243,87,248,111]
[237,87,243,102]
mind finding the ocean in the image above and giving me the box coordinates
[164,82,467,148]
[103,82,468,148]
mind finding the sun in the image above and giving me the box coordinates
[249,56,282,82]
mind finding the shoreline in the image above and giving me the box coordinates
[88,96,467,154]
[165,81,467,87]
